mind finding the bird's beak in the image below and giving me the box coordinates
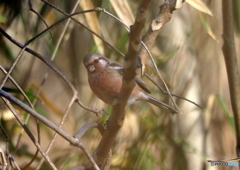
[87,65,95,72]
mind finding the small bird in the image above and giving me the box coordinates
[83,53,177,114]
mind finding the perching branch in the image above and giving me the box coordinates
[90,1,151,169]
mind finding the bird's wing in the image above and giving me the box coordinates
[108,60,123,67]
[108,61,124,74]
[135,77,151,94]
[108,60,151,94]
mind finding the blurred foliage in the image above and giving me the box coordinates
[0,0,239,170]
[232,0,240,34]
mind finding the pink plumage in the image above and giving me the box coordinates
[83,53,177,114]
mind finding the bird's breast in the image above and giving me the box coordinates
[88,71,122,105]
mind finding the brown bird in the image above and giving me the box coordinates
[83,53,177,114]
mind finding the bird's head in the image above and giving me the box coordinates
[83,53,109,73]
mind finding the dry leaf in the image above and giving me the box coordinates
[79,0,104,54]
[186,0,213,16]
[110,0,135,27]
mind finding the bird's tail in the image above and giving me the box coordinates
[147,96,178,114]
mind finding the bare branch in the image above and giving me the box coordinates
[89,1,151,169]
[8,155,20,170]
[36,95,78,169]
[41,0,124,57]
[35,2,83,168]
[0,8,104,94]
[0,66,33,108]
[0,90,99,169]
[76,99,103,117]
[28,0,53,39]
[74,122,105,140]
[1,97,58,170]
[139,0,177,67]
[0,147,7,170]
[0,28,100,116]
[0,66,40,170]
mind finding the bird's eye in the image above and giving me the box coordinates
[94,59,99,63]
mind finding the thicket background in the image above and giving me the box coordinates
[0,0,239,169]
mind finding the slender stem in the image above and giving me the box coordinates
[222,0,240,157]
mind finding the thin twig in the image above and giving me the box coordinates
[0,66,33,108]
[76,99,103,117]
[0,66,40,169]
[74,122,105,140]
[144,73,202,108]
[0,46,43,168]
[0,124,11,170]
[41,0,124,57]
[141,42,182,114]
[36,95,78,170]
[0,90,100,170]
[0,28,100,116]
[0,148,7,170]
[28,0,53,39]
[8,155,20,170]
[1,34,43,170]
[0,46,26,89]
[1,97,58,170]
[36,1,82,169]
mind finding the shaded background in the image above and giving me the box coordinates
[0,0,239,169]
